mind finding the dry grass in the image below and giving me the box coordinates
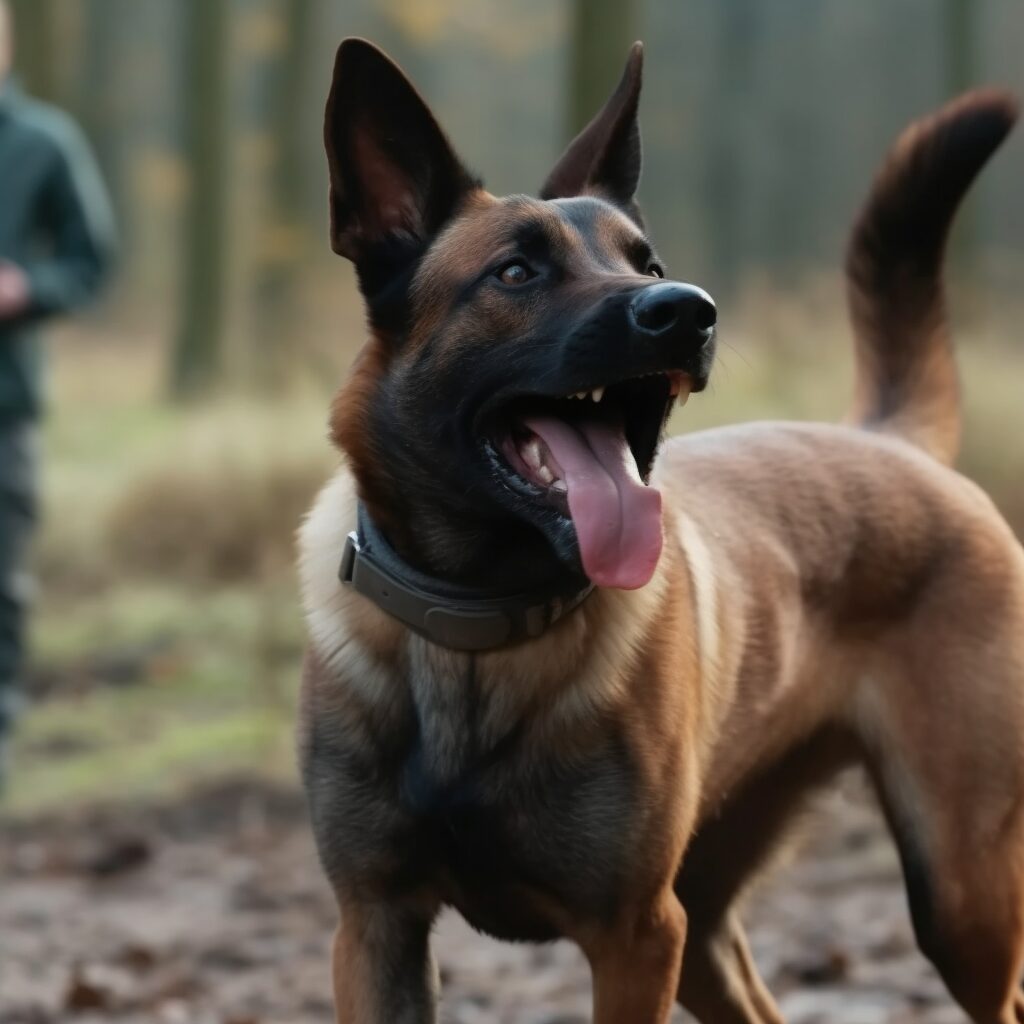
[36,325,341,592]
[9,284,1021,815]
[104,412,334,585]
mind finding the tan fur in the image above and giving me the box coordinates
[301,423,1024,1023]
[304,53,1024,1022]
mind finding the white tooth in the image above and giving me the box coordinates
[591,386,605,403]
[536,464,554,485]
[522,438,543,470]
[669,373,692,402]
[574,391,586,400]
[551,479,568,492]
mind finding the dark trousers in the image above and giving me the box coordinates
[0,420,37,737]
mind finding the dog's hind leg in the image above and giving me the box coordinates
[679,913,784,1024]
[857,619,1024,1023]
[867,751,1024,1023]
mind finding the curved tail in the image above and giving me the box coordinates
[845,89,1018,465]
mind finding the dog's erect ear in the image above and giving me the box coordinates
[325,39,477,268]
[541,42,643,210]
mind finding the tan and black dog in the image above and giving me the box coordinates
[298,37,1023,1024]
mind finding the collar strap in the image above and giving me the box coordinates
[339,504,594,651]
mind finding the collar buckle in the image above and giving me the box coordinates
[340,531,359,584]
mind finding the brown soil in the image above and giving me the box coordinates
[0,775,968,1024]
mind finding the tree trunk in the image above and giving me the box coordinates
[705,0,757,298]
[10,0,58,102]
[79,0,124,201]
[251,0,313,390]
[944,0,976,97]
[170,0,230,399]
[566,0,638,140]
[944,0,978,285]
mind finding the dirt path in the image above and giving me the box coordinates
[1,776,966,1024]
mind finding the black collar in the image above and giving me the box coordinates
[339,504,594,651]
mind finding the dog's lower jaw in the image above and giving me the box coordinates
[342,438,607,592]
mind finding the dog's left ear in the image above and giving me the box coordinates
[324,38,477,272]
[541,42,643,213]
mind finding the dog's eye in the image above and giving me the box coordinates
[647,262,665,279]
[496,261,535,286]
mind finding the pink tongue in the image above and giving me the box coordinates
[523,416,663,589]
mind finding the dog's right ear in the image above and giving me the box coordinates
[324,39,477,277]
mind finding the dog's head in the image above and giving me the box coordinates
[325,39,715,591]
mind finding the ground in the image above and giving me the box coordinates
[1,774,972,1024]
[4,312,1021,1024]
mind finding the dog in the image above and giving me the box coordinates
[298,36,1022,1024]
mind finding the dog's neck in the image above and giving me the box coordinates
[345,501,594,651]
[357,479,582,591]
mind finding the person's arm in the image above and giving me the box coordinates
[21,121,116,319]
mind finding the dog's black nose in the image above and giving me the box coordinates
[629,283,717,336]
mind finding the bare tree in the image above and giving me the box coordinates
[171,0,230,399]
[705,0,757,297]
[567,0,638,139]
[944,0,979,283]
[944,0,977,96]
[250,0,314,390]
[9,0,57,102]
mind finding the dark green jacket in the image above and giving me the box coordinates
[0,80,115,421]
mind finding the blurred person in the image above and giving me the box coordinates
[0,0,115,789]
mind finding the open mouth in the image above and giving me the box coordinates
[482,371,691,590]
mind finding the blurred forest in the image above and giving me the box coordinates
[2,0,1022,814]
[8,0,1024,395]
[3,6,1024,1021]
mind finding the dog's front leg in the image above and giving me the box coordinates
[583,890,688,1024]
[332,897,439,1024]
